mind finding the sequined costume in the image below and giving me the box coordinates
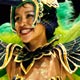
[0,0,80,80]
[0,37,80,80]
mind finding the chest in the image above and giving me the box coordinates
[7,55,64,80]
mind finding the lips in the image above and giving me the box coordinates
[20,28,33,35]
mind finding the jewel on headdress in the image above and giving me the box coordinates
[41,0,59,8]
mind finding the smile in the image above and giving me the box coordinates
[20,28,33,35]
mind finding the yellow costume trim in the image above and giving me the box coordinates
[14,54,22,63]
[14,38,58,74]
[49,76,62,80]
[0,43,12,69]
[0,43,22,69]
[33,0,39,23]
[0,53,5,60]
[67,57,78,73]
[20,60,35,74]
[58,43,77,74]
[41,0,59,8]
[20,51,52,74]
[14,37,58,63]
[22,0,40,28]
[15,74,25,80]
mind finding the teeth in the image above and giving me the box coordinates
[21,29,30,34]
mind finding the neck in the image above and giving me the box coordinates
[30,38,47,51]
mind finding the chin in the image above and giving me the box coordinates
[22,40,29,43]
[21,38,31,43]
[20,35,33,43]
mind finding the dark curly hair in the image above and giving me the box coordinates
[41,4,58,40]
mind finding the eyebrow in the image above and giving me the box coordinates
[25,10,34,14]
[15,10,34,16]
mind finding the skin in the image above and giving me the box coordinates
[15,3,47,51]
[14,3,74,80]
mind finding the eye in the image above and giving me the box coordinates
[26,14,34,19]
[15,16,21,22]
[26,11,35,19]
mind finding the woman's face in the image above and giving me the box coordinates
[15,3,46,43]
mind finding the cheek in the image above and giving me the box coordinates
[15,23,19,31]
[15,25,20,36]
[28,19,34,25]
[35,25,44,34]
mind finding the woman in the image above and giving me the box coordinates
[0,0,80,80]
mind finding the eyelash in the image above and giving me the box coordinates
[15,17,20,22]
[26,14,34,18]
[15,14,34,22]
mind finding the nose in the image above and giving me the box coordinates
[20,16,27,26]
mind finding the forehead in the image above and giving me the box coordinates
[15,3,34,13]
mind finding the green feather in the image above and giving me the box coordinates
[0,23,23,45]
[57,1,80,30]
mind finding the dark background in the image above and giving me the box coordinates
[71,0,80,19]
[0,4,10,25]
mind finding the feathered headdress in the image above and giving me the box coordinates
[0,0,65,40]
